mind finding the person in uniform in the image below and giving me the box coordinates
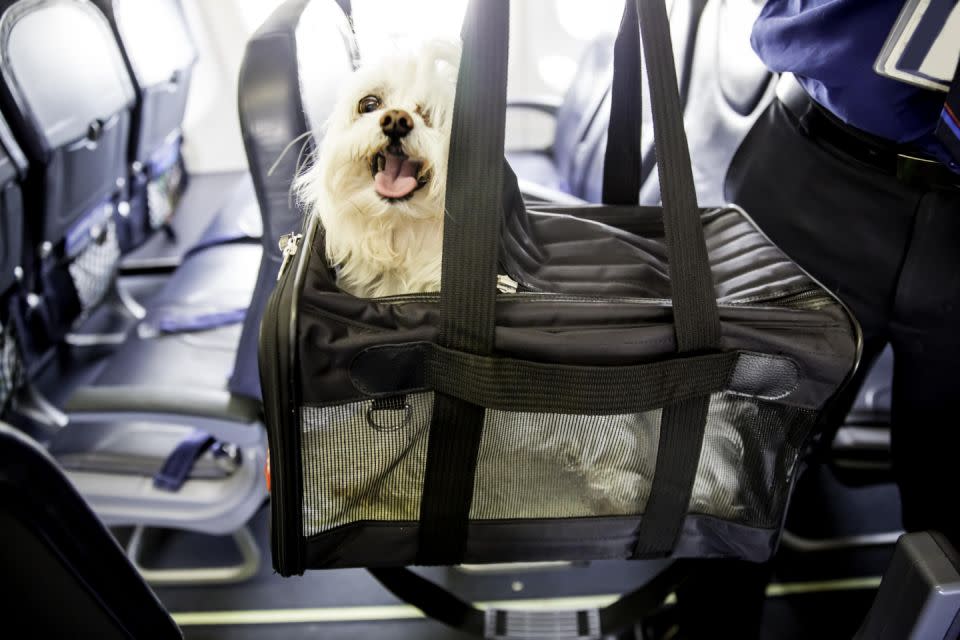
[677,2,960,637]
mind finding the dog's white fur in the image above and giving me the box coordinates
[296,40,460,298]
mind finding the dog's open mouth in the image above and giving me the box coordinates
[371,147,429,201]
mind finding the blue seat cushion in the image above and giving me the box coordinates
[140,243,262,335]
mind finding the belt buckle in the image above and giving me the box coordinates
[897,154,960,190]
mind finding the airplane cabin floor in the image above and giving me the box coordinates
[126,463,900,639]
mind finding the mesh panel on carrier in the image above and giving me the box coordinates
[300,392,815,538]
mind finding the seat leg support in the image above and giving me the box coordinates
[126,524,260,586]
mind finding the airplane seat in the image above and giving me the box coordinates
[0,420,181,638]
[89,0,262,268]
[505,35,614,196]
[231,0,357,400]
[65,0,359,410]
[0,0,135,358]
[0,0,266,584]
[847,347,893,425]
[638,0,776,206]
[824,346,894,487]
[0,114,27,414]
[565,0,708,203]
[43,236,268,584]
[21,0,360,583]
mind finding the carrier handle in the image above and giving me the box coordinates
[439,0,721,357]
[601,1,643,206]
[613,0,720,352]
[351,344,800,413]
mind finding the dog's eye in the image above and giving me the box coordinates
[358,95,381,114]
[415,105,432,126]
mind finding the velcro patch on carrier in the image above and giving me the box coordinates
[727,352,799,401]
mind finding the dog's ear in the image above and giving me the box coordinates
[421,38,462,76]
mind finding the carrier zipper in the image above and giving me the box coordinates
[261,268,288,570]
[724,288,832,310]
[496,274,519,293]
[277,233,303,281]
[261,229,308,574]
[372,287,832,310]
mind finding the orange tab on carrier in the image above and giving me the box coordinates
[264,451,271,494]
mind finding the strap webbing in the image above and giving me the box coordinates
[602,1,642,205]
[154,307,247,335]
[418,0,510,564]
[636,0,719,353]
[352,343,740,415]
[153,431,215,491]
[632,396,712,555]
[422,350,732,415]
[369,562,690,638]
[603,0,721,352]
[628,0,721,557]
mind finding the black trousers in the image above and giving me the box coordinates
[726,98,960,543]
[674,97,960,640]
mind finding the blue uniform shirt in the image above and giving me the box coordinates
[752,0,959,171]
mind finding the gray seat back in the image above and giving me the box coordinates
[231,0,357,399]
[90,0,197,240]
[0,421,181,638]
[0,0,135,350]
[0,0,134,242]
[552,36,614,194]
[579,0,708,202]
[91,0,196,166]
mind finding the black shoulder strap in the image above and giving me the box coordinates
[630,0,720,557]
[417,0,510,564]
[602,1,643,205]
[636,0,719,353]
[603,0,720,353]
[369,562,691,639]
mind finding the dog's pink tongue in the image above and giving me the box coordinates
[374,153,419,199]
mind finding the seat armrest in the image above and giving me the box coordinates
[65,387,263,445]
[855,531,960,639]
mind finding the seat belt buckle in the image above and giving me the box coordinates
[484,608,601,640]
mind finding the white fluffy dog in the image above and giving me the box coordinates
[296,40,460,298]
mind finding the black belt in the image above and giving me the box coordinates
[776,73,960,192]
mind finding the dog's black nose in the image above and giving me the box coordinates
[380,109,413,139]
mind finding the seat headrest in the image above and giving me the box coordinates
[238,0,357,255]
[92,0,197,90]
[0,0,134,154]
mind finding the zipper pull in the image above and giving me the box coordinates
[277,233,303,281]
[496,274,518,293]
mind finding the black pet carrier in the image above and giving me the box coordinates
[260,0,858,592]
